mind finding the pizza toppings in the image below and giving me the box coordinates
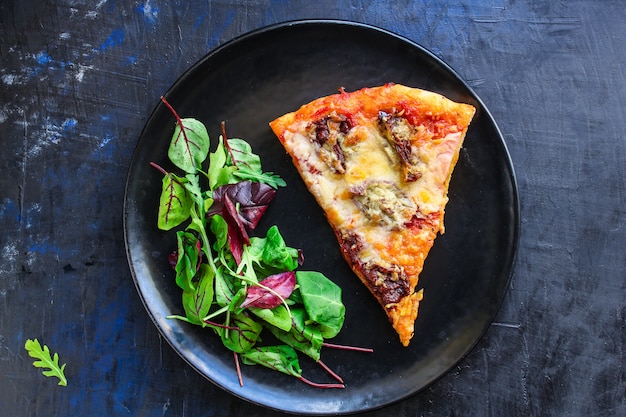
[338,232,410,305]
[350,180,416,229]
[378,110,422,182]
[270,84,476,346]
[306,112,351,174]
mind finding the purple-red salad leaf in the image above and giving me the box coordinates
[240,271,296,309]
[207,181,277,230]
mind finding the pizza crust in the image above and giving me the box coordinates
[270,84,475,346]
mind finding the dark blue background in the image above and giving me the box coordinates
[1,1,624,416]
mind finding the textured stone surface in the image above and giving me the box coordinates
[1,1,624,415]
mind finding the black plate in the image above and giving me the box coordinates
[124,20,519,415]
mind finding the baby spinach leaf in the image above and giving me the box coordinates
[296,271,346,338]
[249,304,292,332]
[246,226,301,275]
[168,117,210,174]
[24,339,67,386]
[181,264,215,325]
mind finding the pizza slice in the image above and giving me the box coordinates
[269,83,475,346]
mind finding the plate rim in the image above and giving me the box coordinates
[124,18,520,415]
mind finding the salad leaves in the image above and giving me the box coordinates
[152,97,370,388]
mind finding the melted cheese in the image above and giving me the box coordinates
[282,121,460,268]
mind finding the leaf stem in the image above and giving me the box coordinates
[317,359,344,383]
[234,352,244,387]
[298,376,345,389]
[322,342,374,353]
[221,121,238,168]
[202,305,230,321]
[149,161,169,176]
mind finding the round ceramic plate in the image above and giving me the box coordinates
[124,20,519,415]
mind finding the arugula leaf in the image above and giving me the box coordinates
[227,138,287,189]
[208,135,286,190]
[24,339,67,386]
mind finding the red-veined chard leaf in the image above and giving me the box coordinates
[151,163,193,231]
[240,345,302,378]
[167,117,210,174]
[296,271,346,338]
[267,307,323,361]
[240,271,296,309]
[174,231,202,292]
[181,264,215,325]
[220,313,263,353]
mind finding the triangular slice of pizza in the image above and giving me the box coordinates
[270,84,475,346]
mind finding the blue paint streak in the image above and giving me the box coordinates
[36,51,52,66]
[62,118,78,131]
[1,199,21,223]
[29,51,72,76]
[28,242,60,255]
[192,11,209,32]
[208,10,236,48]
[90,133,117,162]
[135,1,160,25]
[99,29,125,52]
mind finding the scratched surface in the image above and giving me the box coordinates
[1,0,624,416]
